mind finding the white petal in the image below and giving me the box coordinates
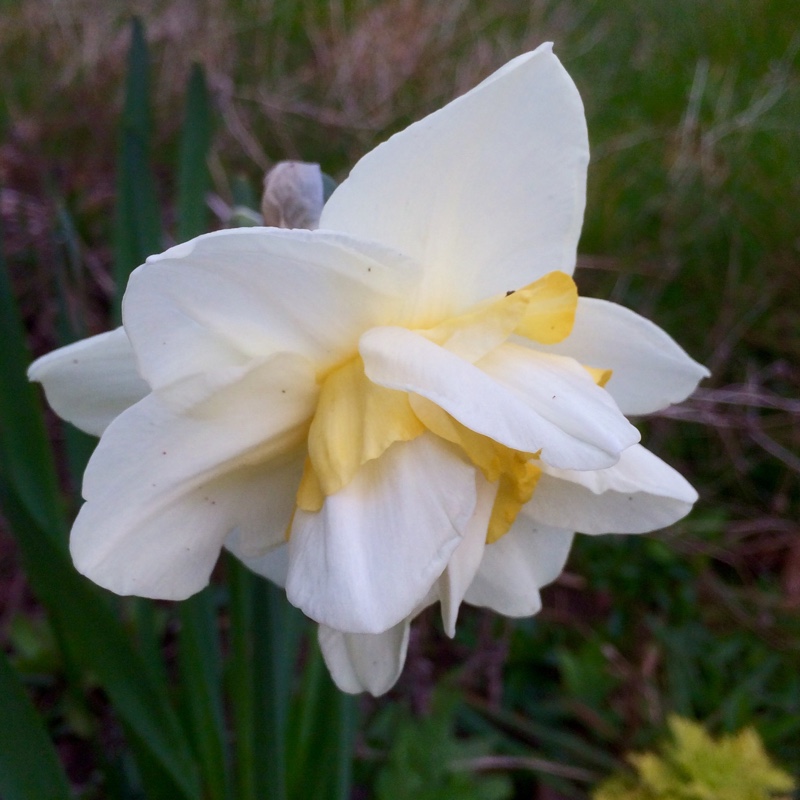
[438,472,496,636]
[464,522,574,616]
[320,43,588,317]
[286,435,477,634]
[123,227,423,393]
[318,619,410,696]
[223,449,306,580]
[536,298,710,415]
[226,541,291,589]
[528,443,698,534]
[361,328,639,470]
[477,344,641,467]
[27,328,149,436]
[70,353,316,599]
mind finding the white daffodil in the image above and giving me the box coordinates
[29,43,708,696]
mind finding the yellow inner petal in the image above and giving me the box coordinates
[584,365,613,387]
[410,396,542,543]
[486,464,542,543]
[422,270,578,361]
[296,456,324,512]
[304,356,424,502]
[513,270,579,345]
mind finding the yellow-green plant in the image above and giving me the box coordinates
[593,716,795,800]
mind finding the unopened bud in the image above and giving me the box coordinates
[261,161,325,230]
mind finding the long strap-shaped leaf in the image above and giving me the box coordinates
[0,647,72,800]
[112,17,162,321]
[0,266,66,542]
[0,228,201,800]
[178,590,231,800]
[177,63,213,244]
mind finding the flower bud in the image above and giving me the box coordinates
[261,161,324,230]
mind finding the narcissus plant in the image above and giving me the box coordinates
[29,43,708,695]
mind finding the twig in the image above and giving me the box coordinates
[449,754,599,783]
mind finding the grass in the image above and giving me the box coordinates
[1,0,798,797]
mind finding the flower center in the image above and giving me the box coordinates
[294,271,607,543]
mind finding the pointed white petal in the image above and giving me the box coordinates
[537,298,710,415]
[361,328,639,470]
[318,619,410,696]
[320,43,588,316]
[28,328,149,435]
[464,522,574,616]
[123,228,423,393]
[438,472,496,636]
[70,353,316,599]
[528,443,698,534]
[287,435,477,634]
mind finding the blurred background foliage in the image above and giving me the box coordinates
[0,0,798,798]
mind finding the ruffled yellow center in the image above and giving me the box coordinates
[295,271,608,543]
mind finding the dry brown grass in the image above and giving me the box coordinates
[0,0,588,178]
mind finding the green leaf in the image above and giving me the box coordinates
[113,17,162,321]
[132,598,171,694]
[0,229,200,800]
[252,580,301,800]
[226,558,258,800]
[286,638,357,800]
[468,696,620,773]
[0,647,72,800]
[178,589,231,800]
[51,200,97,484]
[228,573,358,800]
[331,690,358,800]
[0,486,203,800]
[7,613,60,675]
[376,691,512,800]
[177,64,213,243]
[0,225,68,542]
[126,725,200,800]
[230,173,258,210]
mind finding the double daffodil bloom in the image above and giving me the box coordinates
[29,44,708,695]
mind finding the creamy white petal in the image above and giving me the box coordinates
[286,435,477,634]
[464,521,574,616]
[527,443,698,534]
[438,472,496,637]
[318,619,410,696]
[226,541,291,589]
[73,456,298,600]
[361,328,639,470]
[320,43,588,318]
[123,228,423,393]
[223,448,306,578]
[535,298,710,415]
[70,353,316,599]
[27,328,149,436]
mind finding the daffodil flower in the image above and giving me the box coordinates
[29,44,708,696]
